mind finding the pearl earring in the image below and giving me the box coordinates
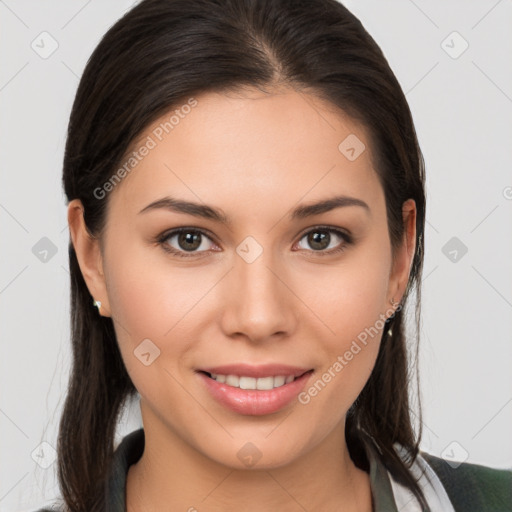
[93,299,102,312]
[387,298,401,338]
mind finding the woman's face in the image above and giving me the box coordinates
[73,86,415,469]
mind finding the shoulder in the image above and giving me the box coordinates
[421,451,512,511]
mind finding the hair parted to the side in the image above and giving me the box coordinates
[57,0,428,510]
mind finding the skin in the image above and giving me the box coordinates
[68,86,416,512]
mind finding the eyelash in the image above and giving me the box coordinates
[155,226,353,259]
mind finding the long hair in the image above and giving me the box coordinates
[57,0,428,510]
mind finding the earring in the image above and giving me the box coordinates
[93,299,102,312]
[387,298,401,338]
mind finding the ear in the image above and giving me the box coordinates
[387,198,417,305]
[67,199,111,317]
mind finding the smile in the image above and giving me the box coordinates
[205,372,297,390]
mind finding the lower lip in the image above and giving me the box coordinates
[198,371,314,416]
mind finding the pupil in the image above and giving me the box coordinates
[309,231,329,250]
[179,232,201,251]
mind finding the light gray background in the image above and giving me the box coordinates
[1,1,511,510]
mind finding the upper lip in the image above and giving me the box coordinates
[198,364,313,378]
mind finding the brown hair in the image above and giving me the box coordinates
[57,0,428,510]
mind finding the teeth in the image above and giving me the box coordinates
[209,373,297,390]
[273,376,285,387]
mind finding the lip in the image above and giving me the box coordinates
[196,366,314,416]
[198,363,312,379]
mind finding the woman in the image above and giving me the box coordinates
[40,0,511,511]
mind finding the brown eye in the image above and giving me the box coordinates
[296,227,351,255]
[159,228,216,257]
[176,231,202,251]
[306,230,330,250]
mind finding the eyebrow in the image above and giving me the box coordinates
[138,195,370,224]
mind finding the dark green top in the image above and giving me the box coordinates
[38,428,512,511]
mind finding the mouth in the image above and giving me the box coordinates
[196,366,315,415]
[198,369,313,390]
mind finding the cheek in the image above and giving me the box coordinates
[103,259,186,406]
[104,238,209,338]
[102,242,221,382]
[295,239,390,410]
[297,237,391,342]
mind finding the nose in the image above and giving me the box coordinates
[219,244,298,344]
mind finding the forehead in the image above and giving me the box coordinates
[108,87,382,216]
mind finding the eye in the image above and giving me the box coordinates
[157,228,217,258]
[295,226,352,256]
[156,225,352,259]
